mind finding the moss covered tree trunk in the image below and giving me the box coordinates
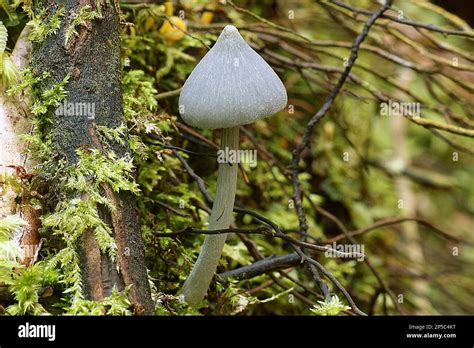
[31,0,153,314]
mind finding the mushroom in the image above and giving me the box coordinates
[178,25,287,306]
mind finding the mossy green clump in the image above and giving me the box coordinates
[39,147,142,306]
[65,287,132,315]
[27,6,64,43]
[5,262,59,315]
[0,144,143,314]
[310,295,351,316]
[7,70,69,163]
[65,5,102,45]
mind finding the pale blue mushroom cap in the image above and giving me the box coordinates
[179,25,288,129]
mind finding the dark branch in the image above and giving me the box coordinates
[217,253,301,281]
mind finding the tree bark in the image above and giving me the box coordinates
[31,0,153,314]
[0,26,43,267]
[0,27,32,218]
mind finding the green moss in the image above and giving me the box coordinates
[39,147,142,305]
[31,74,70,116]
[70,148,140,194]
[28,6,64,43]
[8,70,68,163]
[4,262,59,315]
[122,70,158,130]
[65,5,102,45]
[7,69,50,97]
[310,295,351,316]
[96,123,127,147]
[65,287,132,315]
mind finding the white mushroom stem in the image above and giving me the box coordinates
[180,126,239,306]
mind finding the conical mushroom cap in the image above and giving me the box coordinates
[179,25,287,129]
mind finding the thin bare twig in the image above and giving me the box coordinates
[329,0,474,38]
[290,1,391,245]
